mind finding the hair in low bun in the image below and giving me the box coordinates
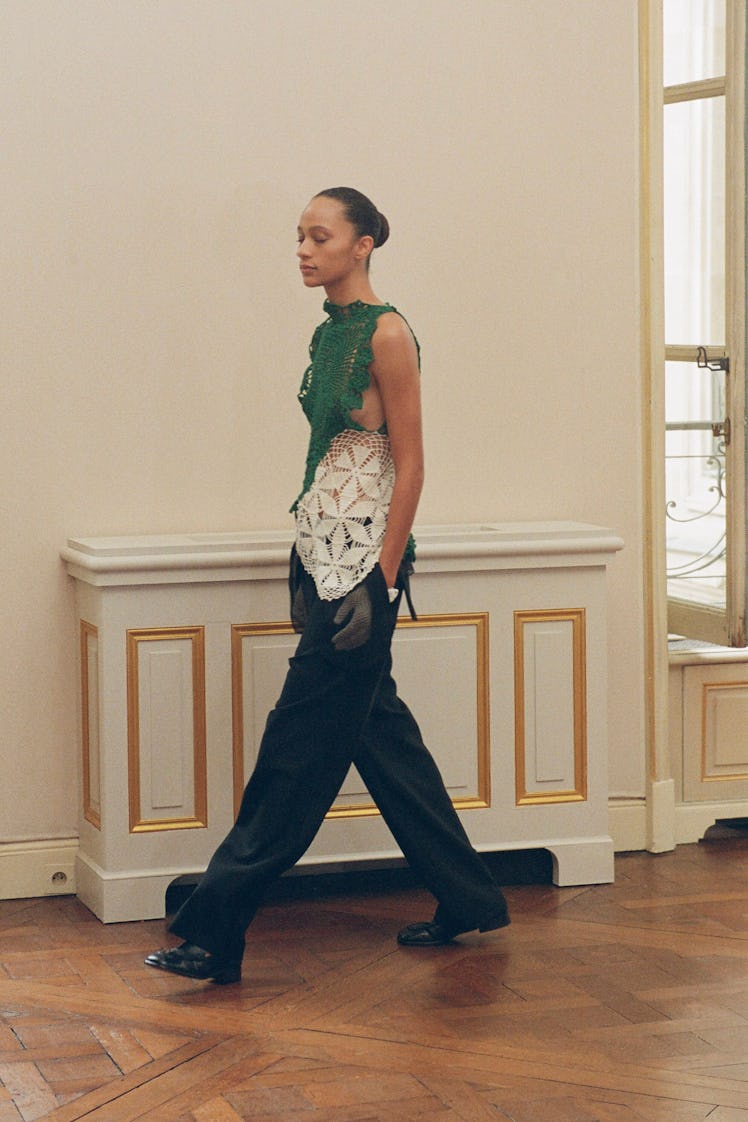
[374,210,390,249]
[315,186,390,253]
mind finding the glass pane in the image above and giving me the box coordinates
[666,360,726,607]
[664,0,726,86]
[664,95,725,346]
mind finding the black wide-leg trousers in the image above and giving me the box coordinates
[169,561,508,959]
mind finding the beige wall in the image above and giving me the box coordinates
[1,0,644,848]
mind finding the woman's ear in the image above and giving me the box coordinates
[355,235,375,262]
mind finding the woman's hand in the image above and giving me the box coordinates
[331,583,373,651]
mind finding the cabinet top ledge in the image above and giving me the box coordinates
[62,521,623,577]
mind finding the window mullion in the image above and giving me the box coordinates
[664,76,726,104]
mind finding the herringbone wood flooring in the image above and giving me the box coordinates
[4,840,748,1120]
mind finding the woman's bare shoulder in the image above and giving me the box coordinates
[371,310,417,352]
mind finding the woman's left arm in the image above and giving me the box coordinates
[370,313,425,589]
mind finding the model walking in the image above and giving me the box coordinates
[146,187,509,983]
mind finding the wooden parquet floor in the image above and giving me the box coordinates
[4,841,748,1120]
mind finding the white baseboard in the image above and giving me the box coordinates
[1,801,736,905]
[608,796,748,852]
[0,839,78,900]
[674,800,748,844]
[609,798,648,852]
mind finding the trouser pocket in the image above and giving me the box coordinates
[288,546,310,634]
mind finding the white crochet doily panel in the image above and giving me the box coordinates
[295,428,394,600]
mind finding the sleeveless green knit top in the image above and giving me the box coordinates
[292,298,418,565]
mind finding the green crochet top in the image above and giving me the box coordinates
[292,298,418,561]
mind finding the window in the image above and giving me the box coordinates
[663,0,746,645]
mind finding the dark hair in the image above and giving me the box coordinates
[315,186,390,249]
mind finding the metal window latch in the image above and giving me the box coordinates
[695,347,731,444]
[697,345,730,374]
[712,418,731,444]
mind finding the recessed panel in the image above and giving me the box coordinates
[514,609,587,805]
[232,614,490,819]
[683,666,748,801]
[704,682,748,778]
[127,627,207,832]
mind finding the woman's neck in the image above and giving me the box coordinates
[323,277,380,307]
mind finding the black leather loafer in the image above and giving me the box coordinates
[397,910,510,947]
[397,921,457,946]
[144,943,242,984]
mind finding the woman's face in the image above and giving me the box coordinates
[296,196,370,290]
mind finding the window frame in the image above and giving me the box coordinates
[659,0,746,647]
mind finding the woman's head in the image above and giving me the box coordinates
[297,188,390,294]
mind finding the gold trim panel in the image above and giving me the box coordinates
[514,608,588,806]
[126,626,208,833]
[701,680,748,783]
[231,613,491,819]
[80,620,101,830]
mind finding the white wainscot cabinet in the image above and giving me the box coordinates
[62,522,623,922]
[670,646,748,842]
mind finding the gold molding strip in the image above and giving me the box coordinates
[701,680,748,783]
[231,613,491,820]
[514,608,588,806]
[80,620,101,830]
[126,626,207,833]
